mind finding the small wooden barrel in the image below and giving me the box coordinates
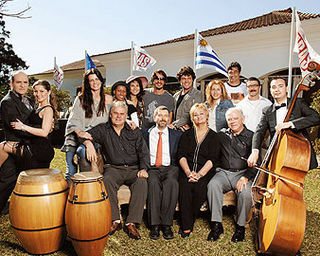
[65,172,112,256]
[9,169,68,254]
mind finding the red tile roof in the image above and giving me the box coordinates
[36,8,319,75]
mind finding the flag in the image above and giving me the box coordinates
[85,51,96,70]
[53,58,64,89]
[132,44,156,72]
[195,32,228,77]
[293,10,320,77]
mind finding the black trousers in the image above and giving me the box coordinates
[0,156,20,213]
[147,165,179,226]
[178,171,214,231]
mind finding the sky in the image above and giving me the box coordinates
[3,0,320,74]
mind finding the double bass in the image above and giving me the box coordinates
[252,61,320,256]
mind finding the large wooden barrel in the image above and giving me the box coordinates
[9,169,68,254]
[65,172,112,256]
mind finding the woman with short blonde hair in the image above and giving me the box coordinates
[177,102,220,238]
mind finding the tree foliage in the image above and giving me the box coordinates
[0,14,28,99]
[0,0,30,99]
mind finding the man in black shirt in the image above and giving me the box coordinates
[207,107,255,243]
[83,101,149,240]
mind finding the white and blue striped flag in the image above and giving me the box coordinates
[195,32,228,77]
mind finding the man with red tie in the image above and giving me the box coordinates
[143,106,182,240]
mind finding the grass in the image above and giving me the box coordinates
[0,149,320,256]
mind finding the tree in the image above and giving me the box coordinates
[0,0,30,99]
[0,0,31,18]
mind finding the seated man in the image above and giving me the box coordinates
[207,107,256,242]
[143,106,182,240]
[82,101,149,240]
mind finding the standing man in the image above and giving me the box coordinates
[248,77,320,169]
[237,77,272,132]
[82,101,149,240]
[207,108,255,243]
[0,71,34,213]
[143,70,175,129]
[224,62,247,105]
[172,66,202,131]
[143,106,182,240]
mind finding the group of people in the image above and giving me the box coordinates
[0,61,319,249]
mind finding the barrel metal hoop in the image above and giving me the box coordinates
[11,224,65,232]
[71,178,103,184]
[67,195,109,205]
[67,232,109,242]
[12,188,69,197]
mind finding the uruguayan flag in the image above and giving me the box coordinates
[195,32,228,77]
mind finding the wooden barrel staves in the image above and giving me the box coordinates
[65,172,112,256]
[9,169,68,254]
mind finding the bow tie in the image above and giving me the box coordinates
[275,103,286,110]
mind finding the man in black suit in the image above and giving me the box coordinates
[0,71,34,213]
[248,77,320,169]
[143,106,182,240]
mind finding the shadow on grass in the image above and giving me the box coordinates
[0,240,25,253]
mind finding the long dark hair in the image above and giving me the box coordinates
[32,80,59,121]
[127,78,144,102]
[79,68,106,118]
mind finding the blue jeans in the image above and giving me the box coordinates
[76,143,101,172]
[65,147,77,181]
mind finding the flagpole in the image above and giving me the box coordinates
[53,56,56,87]
[130,41,134,76]
[85,50,87,71]
[194,29,198,88]
[288,7,296,97]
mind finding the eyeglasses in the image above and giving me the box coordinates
[154,77,165,81]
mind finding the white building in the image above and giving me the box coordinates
[33,8,320,98]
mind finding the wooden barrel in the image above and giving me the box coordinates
[65,172,112,256]
[9,169,68,254]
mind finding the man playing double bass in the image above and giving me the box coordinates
[247,76,320,255]
[248,76,320,169]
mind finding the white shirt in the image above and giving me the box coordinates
[275,100,288,125]
[208,99,219,132]
[149,126,171,166]
[237,95,272,132]
[224,82,247,105]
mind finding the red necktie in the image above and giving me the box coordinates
[155,131,163,167]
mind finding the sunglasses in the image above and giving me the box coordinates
[154,76,165,81]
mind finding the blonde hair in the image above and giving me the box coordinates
[205,80,229,107]
[190,103,209,125]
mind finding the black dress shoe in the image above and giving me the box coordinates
[149,225,160,240]
[124,223,141,240]
[178,228,191,238]
[231,225,245,242]
[207,222,224,241]
[109,221,122,236]
[162,225,174,240]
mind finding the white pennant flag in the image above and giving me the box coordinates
[293,10,320,77]
[53,58,64,89]
[132,44,156,72]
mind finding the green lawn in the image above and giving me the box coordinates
[0,149,319,256]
